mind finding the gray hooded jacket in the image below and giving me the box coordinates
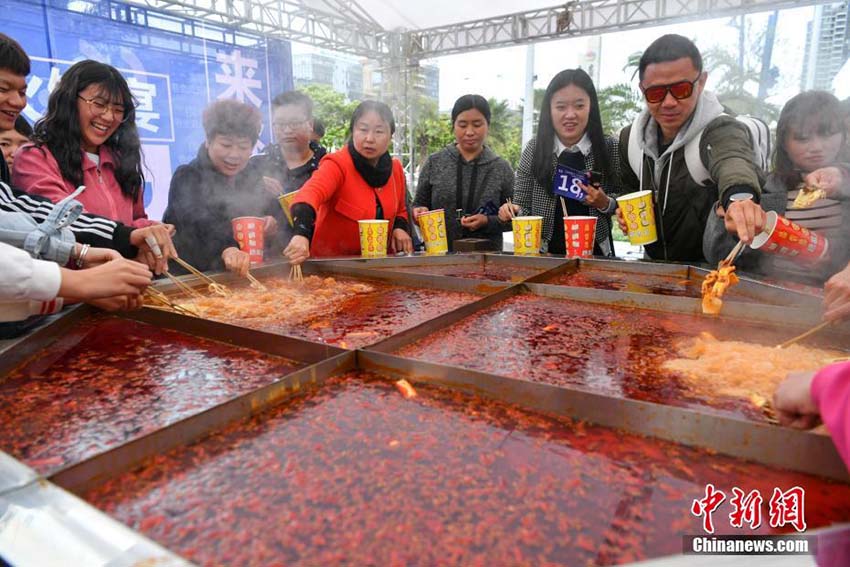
[413,143,514,251]
[620,90,763,262]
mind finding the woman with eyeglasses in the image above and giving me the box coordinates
[13,60,156,229]
[497,69,621,256]
[284,100,413,264]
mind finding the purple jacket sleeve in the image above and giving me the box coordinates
[812,361,850,468]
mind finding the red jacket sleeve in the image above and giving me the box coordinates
[291,157,345,211]
[392,159,409,222]
[11,145,72,204]
[812,361,850,469]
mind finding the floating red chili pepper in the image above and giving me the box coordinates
[396,294,805,422]
[0,316,303,474]
[83,371,850,566]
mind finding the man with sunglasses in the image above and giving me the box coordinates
[618,34,765,263]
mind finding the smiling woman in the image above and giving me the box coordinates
[12,60,155,229]
[162,99,282,276]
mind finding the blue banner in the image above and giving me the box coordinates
[6,0,293,220]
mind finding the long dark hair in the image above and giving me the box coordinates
[775,90,848,189]
[31,60,143,200]
[531,69,611,189]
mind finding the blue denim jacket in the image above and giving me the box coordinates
[0,184,85,264]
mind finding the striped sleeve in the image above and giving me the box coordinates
[0,182,135,256]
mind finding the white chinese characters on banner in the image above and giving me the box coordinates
[214,49,262,107]
[126,77,160,133]
[22,62,163,137]
[22,66,62,123]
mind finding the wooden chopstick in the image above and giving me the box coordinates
[171,256,232,297]
[778,320,833,349]
[163,270,204,299]
[246,271,268,291]
[289,263,304,283]
[722,240,747,266]
[144,288,200,317]
[505,198,515,220]
[560,196,568,218]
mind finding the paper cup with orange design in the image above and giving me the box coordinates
[564,216,597,258]
[750,211,829,262]
[277,190,299,227]
[618,190,658,246]
[512,216,543,256]
[231,216,265,265]
[358,219,390,258]
[417,209,449,255]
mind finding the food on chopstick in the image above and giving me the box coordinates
[791,182,826,209]
[664,332,843,407]
[700,265,739,315]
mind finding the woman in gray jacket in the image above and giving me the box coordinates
[412,95,514,251]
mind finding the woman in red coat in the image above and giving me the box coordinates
[284,101,413,262]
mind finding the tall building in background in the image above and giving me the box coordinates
[293,47,439,105]
[420,65,440,101]
[292,52,364,101]
[802,1,849,91]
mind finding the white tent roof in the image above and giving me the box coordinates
[353,0,557,31]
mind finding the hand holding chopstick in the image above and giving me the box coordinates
[499,198,518,222]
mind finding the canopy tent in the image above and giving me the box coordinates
[123,0,828,59]
[122,0,835,178]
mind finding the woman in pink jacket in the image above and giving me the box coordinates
[13,60,154,228]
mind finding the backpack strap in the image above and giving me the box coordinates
[626,124,644,189]
[683,130,712,186]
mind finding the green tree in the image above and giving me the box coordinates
[703,41,779,123]
[486,97,523,168]
[597,83,642,135]
[412,96,453,170]
[298,83,360,150]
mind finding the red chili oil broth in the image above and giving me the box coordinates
[394,294,830,421]
[82,371,850,566]
[545,268,781,303]
[0,316,303,474]
[374,262,542,282]
[220,281,479,348]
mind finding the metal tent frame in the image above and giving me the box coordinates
[115,0,831,183]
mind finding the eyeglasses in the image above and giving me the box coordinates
[272,119,309,131]
[77,96,130,123]
[641,75,701,104]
